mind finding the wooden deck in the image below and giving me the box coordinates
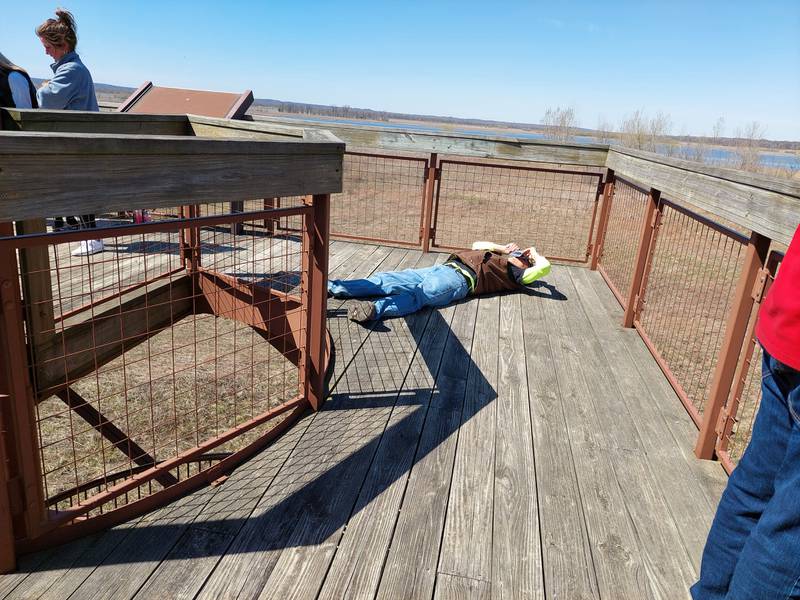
[0,241,728,600]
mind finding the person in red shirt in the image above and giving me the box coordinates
[692,224,800,600]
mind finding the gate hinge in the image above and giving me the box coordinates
[751,267,770,303]
[650,210,660,228]
[715,406,731,437]
[424,166,441,182]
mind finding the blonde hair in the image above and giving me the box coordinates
[36,8,78,52]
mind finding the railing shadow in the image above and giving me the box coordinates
[20,286,567,572]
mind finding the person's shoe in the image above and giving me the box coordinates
[71,239,104,256]
[348,300,377,323]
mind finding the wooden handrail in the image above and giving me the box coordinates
[0,130,343,222]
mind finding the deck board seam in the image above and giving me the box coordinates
[369,304,459,598]
[519,292,549,600]
[312,250,443,599]
[313,307,440,599]
[538,283,603,599]
[429,300,481,600]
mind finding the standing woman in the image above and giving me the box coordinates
[0,52,38,109]
[36,8,103,255]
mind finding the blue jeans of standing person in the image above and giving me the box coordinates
[691,349,800,600]
[328,265,469,319]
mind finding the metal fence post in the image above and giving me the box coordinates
[695,231,771,460]
[303,194,331,411]
[622,188,662,328]
[420,153,438,253]
[590,169,615,270]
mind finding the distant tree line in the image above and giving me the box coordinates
[543,105,798,178]
[256,100,558,132]
[275,102,391,121]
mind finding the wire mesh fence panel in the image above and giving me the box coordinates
[717,251,784,470]
[433,160,602,261]
[28,215,186,322]
[636,200,748,423]
[597,178,650,306]
[329,152,427,246]
[13,206,308,516]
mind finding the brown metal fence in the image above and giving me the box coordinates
[333,152,428,246]
[267,152,428,247]
[0,199,330,555]
[592,169,782,473]
[431,160,604,261]
[595,177,649,306]
[632,200,748,426]
[268,151,606,261]
[246,151,785,478]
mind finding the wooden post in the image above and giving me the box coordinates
[264,197,280,235]
[302,194,330,411]
[695,232,771,460]
[420,153,438,253]
[622,188,662,328]
[0,223,46,569]
[590,169,615,270]
[15,219,55,356]
[0,393,16,573]
[230,200,245,235]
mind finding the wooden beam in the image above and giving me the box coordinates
[1,108,189,136]
[249,115,609,167]
[226,90,255,120]
[15,219,56,353]
[610,146,800,198]
[195,270,304,366]
[116,81,153,113]
[0,132,343,221]
[606,149,800,246]
[187,114,305,140]
[32,276,196,398]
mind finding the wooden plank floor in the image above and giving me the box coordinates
[1,241,728,600]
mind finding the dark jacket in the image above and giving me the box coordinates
[0,66,38,108]
[452,250,519,295]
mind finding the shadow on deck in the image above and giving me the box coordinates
[0,242,728,600]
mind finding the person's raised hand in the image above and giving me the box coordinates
[503,242,519,254]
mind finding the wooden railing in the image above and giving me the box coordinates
[0,109,343,572]
[1,107,798,573]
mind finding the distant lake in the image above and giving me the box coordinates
[283,115,800,171]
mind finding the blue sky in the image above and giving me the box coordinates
[4,1,799,139]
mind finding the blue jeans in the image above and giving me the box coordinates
[327,264,469,319]
[692,350,800,600]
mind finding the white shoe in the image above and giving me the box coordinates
[72,239,104,256]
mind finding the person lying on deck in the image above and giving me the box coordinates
[328,241,552,322]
